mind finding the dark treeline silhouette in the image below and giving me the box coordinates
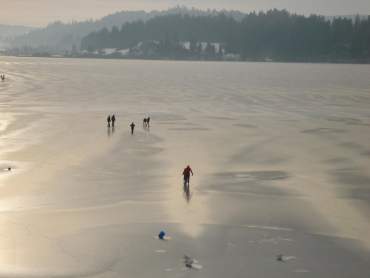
[81,10,370,62]
[7,7,244,55]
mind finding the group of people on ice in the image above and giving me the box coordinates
[105,114,195,188]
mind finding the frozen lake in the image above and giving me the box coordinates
[0,57,369,277]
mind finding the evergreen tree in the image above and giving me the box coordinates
[80,10,370,62]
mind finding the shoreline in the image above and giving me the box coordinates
[1,54,370,65]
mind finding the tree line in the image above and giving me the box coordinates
[81,9,370,62]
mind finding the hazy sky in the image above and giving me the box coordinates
[1,0,370,27]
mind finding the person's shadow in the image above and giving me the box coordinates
[143,123,150,132]
[183,183,192,203]
[107,126,115,137]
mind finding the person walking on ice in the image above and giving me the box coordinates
[107,115,111,127]
[130,122,135,135]
[183,165,194,186]
[111,114,116,127]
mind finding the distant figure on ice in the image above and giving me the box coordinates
[0,74,5,81]
[143,117,150,129]
[183,165,194,186]
[276,254,284,262]
[111,114,116,127]
[107,115,111,127]
[147,117,151,127]
[130,122,135,135]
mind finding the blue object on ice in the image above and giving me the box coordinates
[158,230,166,240]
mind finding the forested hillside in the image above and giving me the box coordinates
[81,10,370,62]
[9,7,244,54]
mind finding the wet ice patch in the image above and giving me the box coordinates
[259,236,295,244]
[233,123,258,128]
[230,171,289,181]
[155,249,167,254]
[327,116,370,126]
[294,269,310,273]
[243,224,293,232]
[205,171,291,196]
[361,150,370,157]
[339,142,367,152]
[323,157,351,165]
[302,127,346,134]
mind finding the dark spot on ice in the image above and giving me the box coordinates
[360,150,370,157]
[326,117,370,126]
[204,171,291,196]
[0,164,15,173]
[276,254,284,262]
[339,142,367,152]
[233,123,258,128]
[323,157,351,165]
[302,128,346,134]
[331,168,370,205]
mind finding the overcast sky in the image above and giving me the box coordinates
[1,0,370,27]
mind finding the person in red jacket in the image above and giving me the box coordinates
[183,165,194,186]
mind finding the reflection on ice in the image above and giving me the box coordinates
[0,58,369,277]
